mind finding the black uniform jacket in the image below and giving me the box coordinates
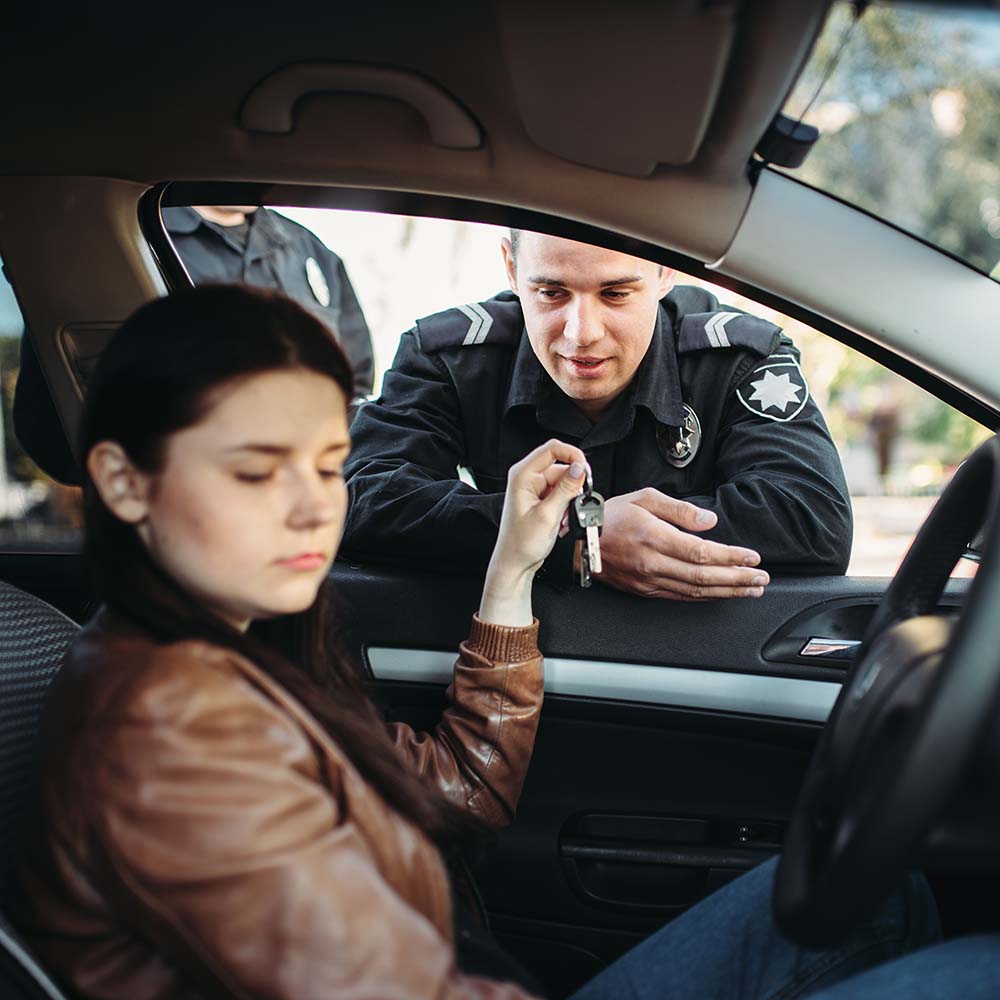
[163,206,375,396]
[342,287,852,581]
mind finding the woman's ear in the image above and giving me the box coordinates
[87,441,152,524]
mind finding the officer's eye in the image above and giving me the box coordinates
[603,289,632,301]
[536,287,566,300]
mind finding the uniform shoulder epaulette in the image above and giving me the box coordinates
[676,307,781,358]
[414,291,524,353]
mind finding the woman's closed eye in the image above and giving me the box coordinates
[233,469,275,484]
[233,466,342,484]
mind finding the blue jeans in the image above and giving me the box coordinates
[569,857,999,999]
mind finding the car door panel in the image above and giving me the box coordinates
[337,562,971,996]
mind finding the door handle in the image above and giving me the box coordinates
[559,813,781,913]
[560,840,773,911]
[799,637,861,661]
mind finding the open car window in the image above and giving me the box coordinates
[161,206,988,579]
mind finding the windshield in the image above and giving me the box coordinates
[780,0,1000,280]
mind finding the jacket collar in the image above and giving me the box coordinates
[503,299,687,442]
[244,206,291,262]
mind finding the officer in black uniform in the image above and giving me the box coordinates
[342,232,852,599]
[163,206,375,397]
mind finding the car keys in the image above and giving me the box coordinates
[571,464,605,588]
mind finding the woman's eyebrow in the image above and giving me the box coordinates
[223,443,290,455]
[223,441,349,455]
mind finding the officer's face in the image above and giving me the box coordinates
[502,234,675,422]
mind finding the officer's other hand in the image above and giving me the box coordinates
[599,488,769,601]
[480,440,587,626]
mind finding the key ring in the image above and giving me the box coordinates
[584,460,594,496]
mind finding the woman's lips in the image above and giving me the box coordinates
[276,553,327,571]
[563,356,610,378]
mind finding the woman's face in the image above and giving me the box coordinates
[133,368,350,630]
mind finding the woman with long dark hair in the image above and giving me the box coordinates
[14,285,995,1000]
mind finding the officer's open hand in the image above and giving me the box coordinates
[598,488,769,601]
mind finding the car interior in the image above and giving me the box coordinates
[2,1,1000,997]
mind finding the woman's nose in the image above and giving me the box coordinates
[287,473,338,529]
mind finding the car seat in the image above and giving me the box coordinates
[0,581,77,999]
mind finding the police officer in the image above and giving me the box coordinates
[163,205,375,396]
[342,231,852,600]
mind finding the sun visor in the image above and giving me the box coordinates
[497,0,739,177]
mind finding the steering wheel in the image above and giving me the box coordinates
[774,434,1000,946]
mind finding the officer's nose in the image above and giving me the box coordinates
[563,296,603,349]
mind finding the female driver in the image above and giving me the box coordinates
[14,285,989,999]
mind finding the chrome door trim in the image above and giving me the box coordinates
[367,647,840,723]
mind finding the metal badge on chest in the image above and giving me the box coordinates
[305,257,331,307]
[657,403,702,468]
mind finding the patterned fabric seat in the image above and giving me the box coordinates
[0,582,77,999]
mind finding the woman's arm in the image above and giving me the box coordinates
[386,440,587,828]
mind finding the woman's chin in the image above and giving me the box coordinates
[248,581,326,621]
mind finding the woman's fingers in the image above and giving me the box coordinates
[536,462,586,521]
[510,438,587,484]
[540,462,571,492]
[494,440,587,573]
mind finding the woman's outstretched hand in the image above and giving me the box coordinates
[479,439,587,627]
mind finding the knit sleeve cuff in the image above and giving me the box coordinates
[466,614,540,663]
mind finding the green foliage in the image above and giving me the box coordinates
[0,336,44,482]
[789,2,1000,275]
[911,398,992,457]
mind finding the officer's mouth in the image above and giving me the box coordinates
[562,356,610,378]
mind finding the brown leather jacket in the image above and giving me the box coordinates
[16,610,544,999]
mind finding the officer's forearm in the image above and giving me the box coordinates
[684,479,853,575]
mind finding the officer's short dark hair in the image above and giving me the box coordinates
[508,227,662,277]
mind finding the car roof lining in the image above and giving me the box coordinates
[0,0,831,263]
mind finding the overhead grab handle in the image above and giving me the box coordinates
[239,62,482,149]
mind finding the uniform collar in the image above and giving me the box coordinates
[241,207,292,263]
[503,300,687,441]
[632,304,687,429]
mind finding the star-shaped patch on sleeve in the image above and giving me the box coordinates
[736,356,810,422]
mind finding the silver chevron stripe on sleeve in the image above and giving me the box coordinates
[458,303,495,346]
[705,311,739,348]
